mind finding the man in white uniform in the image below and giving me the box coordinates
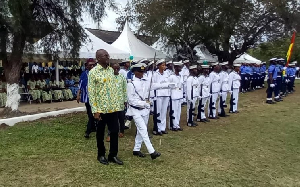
[186,65,199,127]
[180,60,190,105]
[208,63,221,119]
[229,64,241,113]
[197,65,211,123]
[152,59,174,135]
[218,62,230,117]
[119,61,131,79]
[168,61,184,131]
[126,63,161,160]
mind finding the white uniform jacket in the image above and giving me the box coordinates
[209,71,221,93]
[219,71,229,92]
[168,74,184,100]
[186,76,200,101]
[228,71,241,90]
[152,70,171,97]
[198,75,211,98]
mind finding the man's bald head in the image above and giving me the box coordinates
[96,49,110,67]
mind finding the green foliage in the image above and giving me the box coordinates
[130,0,300,62]
[248,34,300,62]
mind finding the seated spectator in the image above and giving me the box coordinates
[49,76,63,101]
[66,74,78,98]
[37,75,52,103]
[0,75,7,107]
[27,75,41,103]
[59,76,73,100]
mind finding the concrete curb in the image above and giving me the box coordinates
[0,107,86,127]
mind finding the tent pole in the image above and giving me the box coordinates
[55,60,59,85]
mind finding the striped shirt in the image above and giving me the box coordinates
[78,70,89,103]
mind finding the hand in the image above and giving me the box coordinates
[76,96,80,103]
[270,84,275,88]
[94,113,101,121]
[145,103,151,109]
[245,77,248,80]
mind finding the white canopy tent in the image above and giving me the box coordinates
[151,37,176,58]
[195,45,218,62]
[233,53,261,64]
[112,22,166,60]
[59,29,130,60]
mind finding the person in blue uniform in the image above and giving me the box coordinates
[244,64,251,92]
[287,63,296,93]
[260,63,267,88]
[275,59,284,101]
[266,58,279,104]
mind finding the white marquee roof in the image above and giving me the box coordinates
[234,53,261,64]
[112,22,166,60]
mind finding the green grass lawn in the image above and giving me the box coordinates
[1,83,300,187]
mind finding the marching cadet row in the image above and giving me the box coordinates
[266,58,297,104]
[125,60,241,159]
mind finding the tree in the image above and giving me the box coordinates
[248,34,300,63]
[131,0,300,63]
[0,0,115,112]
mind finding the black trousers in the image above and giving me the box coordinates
[85,103,96,135]
[118,110,125,133]
[96,112,119,158]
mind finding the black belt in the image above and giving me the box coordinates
[130,105,144,110]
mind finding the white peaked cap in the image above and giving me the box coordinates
[173,61,183,66]
[156,59,166,66]
[189,65,198,70]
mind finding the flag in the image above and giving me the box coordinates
[286,31,296,66]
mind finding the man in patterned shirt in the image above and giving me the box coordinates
[88,49,123,165]
[106,62,127,142]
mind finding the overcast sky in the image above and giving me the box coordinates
[81,0,128,31]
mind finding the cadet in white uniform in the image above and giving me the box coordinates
[126,63,162,160]
[208,63,221,119]
[218,62,230,117]
[197,65,211,122]
[180,60,190,104]
[119,61,131,79]
[165,61,174,77]
[229,64,241,113]
[186,65,199,127]
[151,59,173,135]
[168,61,184,131]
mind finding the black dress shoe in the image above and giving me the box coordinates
[171,128,178,131]
[192,122,198,126]
[133,151,146,158]
[204,119,210,122]
[200,119,207,123]
[84,133,90,139]
[162,131,168,134]
[157,132,163,136]
[177,128,183,131]
[97,156,109,165]
[108,157,123,165]
[150,151,161,160]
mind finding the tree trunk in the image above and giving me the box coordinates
[3,32,26,112]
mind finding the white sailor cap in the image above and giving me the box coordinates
[173,61,183,66]
[189,65,197,70]
[270,58,277,61]
[166,61,173,65]
[148,61,154,66]
[201,65,210,69]
[138,58,149,64]
[233,64,241,67]
[262,62,266,64]
[220,61,228,66]
[183,60,190,64]
[131,63,147,72]
[211,62,219,66]
[156,59,166,66]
